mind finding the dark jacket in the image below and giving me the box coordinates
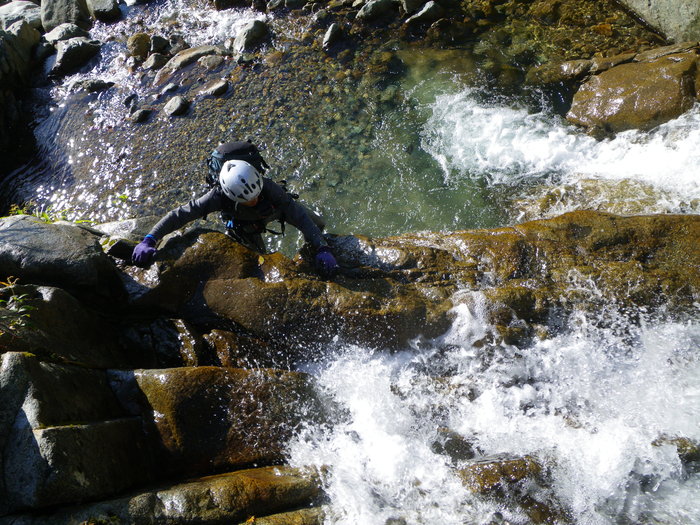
[147,179,326,250]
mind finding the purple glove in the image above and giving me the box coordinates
[314,246,338,278]
[132,235,157,267]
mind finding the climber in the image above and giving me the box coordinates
[131,147,338,278]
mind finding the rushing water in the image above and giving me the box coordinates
[3,0,700,523]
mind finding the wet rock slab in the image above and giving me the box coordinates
[4,466,323,525]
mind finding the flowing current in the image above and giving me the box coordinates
[6,1,700,522]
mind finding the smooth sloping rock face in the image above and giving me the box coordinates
[3,466,322,524]
[0,215,122,297]
[566,53,699,132]
[619,0,700,42]
[108,366,324,476]
[0,352,155,514]
[124,212,700,350]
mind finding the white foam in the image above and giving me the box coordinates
[423,89,700,202]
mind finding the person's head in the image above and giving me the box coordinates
[219,160,263,205]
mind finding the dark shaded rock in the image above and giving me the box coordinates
[108,366,325,476]
[42,22,89,45]
[129,107,151,123]
[163,95,189,116]
[0,285,143,367]
[3,466,322,525]
[40,0,92,32]
[50,35,100,76]
[0,352,155,515]
[149,34,169,54]
[567,52,699,132]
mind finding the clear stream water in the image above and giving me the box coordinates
[3,1,700,523]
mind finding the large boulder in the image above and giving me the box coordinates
[0,215,123,300]
[566,52,699,132]
[49,35,100,76]
[0,0,41,30]
[40,0,92,32]
[108,366,325,476]
[0,352,155,515]
[232,19,270,54]
[85,0,120,23]
[619,0,700,43]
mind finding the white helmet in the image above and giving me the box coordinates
[219,160,263,203]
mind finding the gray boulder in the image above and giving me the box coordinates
[322,22,343,49]
[0,0,41,30]
[400,0,424,14]
[0,215,120,296]
[405,0,444,26]
[619,0,700,42]
[85,0,120,22]
[163,95,189,116]
[50,35,100,76]
[356,0,399,21]
[40,0,92,32]
[0,352,155,515]
[232,19,270,53]
[43,22,89,45]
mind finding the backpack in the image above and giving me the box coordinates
[205,140,270,187]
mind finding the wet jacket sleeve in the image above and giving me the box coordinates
[267,182,327,250]
[147,188,224,241]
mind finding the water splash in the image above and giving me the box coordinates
[288,295,700,524]
[422,89,700,209]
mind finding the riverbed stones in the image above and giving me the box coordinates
[50,35,101,76]
[163,95,189,116]
[356,0,399,21]
[567,52,700,132]
[40,0,92,32]
[126,31,150,60]
[0,0,41,30]
[232,19,271,54]
[42,22,89,45]
[458,455,542,493]
[85,0,121,22]
[142,51,168,70]
[200,78,229,96]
